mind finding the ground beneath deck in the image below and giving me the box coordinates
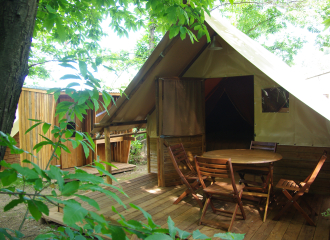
[45,173,330,240]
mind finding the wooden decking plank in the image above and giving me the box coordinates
[110,186,185,221]
[78,173,157,202]
[265,203,296,240]
[44,174,329,240]
[81,177,159,210]
[105,187,176,216]
[313,196,330,240]
[146,195,197,225]
[246,203,280,240]
[297,195,322,240]
[96,186,170,215]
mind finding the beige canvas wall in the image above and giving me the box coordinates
[183,35,330,147]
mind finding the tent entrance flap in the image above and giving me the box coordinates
[205,76,254,151]
[158,77,205,136]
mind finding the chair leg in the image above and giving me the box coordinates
[273,190,295,221]
[209,199,217,213]
[173,189,190,204]
[229,201,239,232]
[199,198,211,225]
[263,184,271,222]
[301,198,318,217]
[282,191,316,226]
[238,190,246,220]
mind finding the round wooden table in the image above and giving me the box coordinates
[202,149,283,222]
[203,149,282,164]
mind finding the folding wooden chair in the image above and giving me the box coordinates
[167,143,205,208]
[237,141,277,189]
[273,151,327,226]
[195,156,246,231]
[235,141,277,221]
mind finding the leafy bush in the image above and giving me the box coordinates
[0,60,245,240]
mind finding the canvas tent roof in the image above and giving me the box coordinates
[93,13,330,134]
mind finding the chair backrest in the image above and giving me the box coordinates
[250,141,277,152]
[168,143,195,174]
[194,156,239,194]
[300,151,327,193]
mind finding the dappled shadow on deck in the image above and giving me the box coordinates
[46,173,330,240]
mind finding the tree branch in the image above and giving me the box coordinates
[211,1,306,11]
[246,14,282,34]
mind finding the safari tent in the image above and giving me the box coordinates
[93,14,330,193]
[3,86,135,173]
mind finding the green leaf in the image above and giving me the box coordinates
[102,90,112,107]
[59,62,77,70]
[35,234,56,240]
[145,234,172,240]
[169,25,180,39]
[66,82,80,88]
[108,225,126,240]
[75,132,84,141]
[46,4,56,13]
[34,178,43,191]
[28,200,42,221]
[167,216,176,239]
[130,203,158,229]
[25,122,43,134]
[55,18,66,42]
[42,123,51,134]
[60,74,81,80]
[65,129,74,138]
[323,18,330,30]
[213,233,245,240]
[33,141,52,153]
[64,172,103,184]
[62,200,88,226]
[80,141,90,159]
[192,229,210,239]
[79,61,88,78]
[49,165,64,191]
[177,228,191,239]
[1,171,17,186]
[61,181,80,196]
[74,194,100,210]
[33,200,50,216]
[11,164,39,179]
[4,199,24,212]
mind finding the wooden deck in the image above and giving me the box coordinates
[45,173,330,239]
[64,162,136,175]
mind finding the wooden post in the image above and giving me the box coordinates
[147,134,150,173]
[105,127,112,184]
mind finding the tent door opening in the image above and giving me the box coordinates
[205,76,254,151]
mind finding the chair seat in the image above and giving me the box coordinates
[236,169,269,176]
[184,171,207,180]
[275,179,308,193]
[203,181,244,195]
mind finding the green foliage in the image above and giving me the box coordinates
[216,0,330,65]
[28,0,224,81]
[1,60,245,239]
[322,208,330,217]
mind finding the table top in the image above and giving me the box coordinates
[202,149,282,164]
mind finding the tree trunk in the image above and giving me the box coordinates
[0,0,38,163]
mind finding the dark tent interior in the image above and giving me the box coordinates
[205,76,254,151]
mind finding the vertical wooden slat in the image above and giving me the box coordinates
[18,90,24,165]
[105,127,112,184]
[147,134,150,173]
[158,137,165,187]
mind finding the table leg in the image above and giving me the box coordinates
[269,162,274,194]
